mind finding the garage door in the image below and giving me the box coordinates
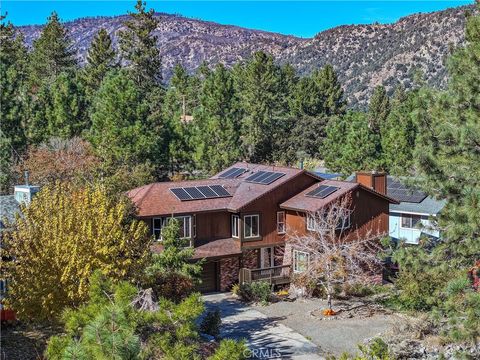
[198,262,218,293]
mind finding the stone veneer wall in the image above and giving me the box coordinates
[273,245,285,266]
[282,243,293,266]
[219,257,240,291]
[242,248,259,269]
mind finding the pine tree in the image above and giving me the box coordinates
[28,12,76,88]
[0,16,28,192]
[162,64,200,173]
[45,72,87,138]
[322,112,380,174]
[380,85,416,174]
[82,28,117,99]
[194,63,241,172]
[368,85,391,134]
[119,0,161,92]
[313,64,346,116]
[235,51,283,162]
[413,9,480,265]
[89,70,153,167]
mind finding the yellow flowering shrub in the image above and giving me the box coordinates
[2,182,151,321]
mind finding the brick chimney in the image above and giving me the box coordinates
[355,171,387,195]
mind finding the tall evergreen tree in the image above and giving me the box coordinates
[322,112,380,174]
[380,85,416,174]
[413,9,480,265]
[28,12,76,88]
[0,16,28,192]
[235,51,283,162]
[162,64,200,173]
[82,28,117,99]
[194,63,241,172]
[368,85,391,134]
[89,70,153,167]
[313,64,346,116]
[119,0,161,92]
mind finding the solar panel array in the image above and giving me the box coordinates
[244,171,286,185]
[170,185,231,201]
[387,178,427,203]
[305,185,339,199]
[218,167,246,179]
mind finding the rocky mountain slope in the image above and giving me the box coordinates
[19,5,473,106]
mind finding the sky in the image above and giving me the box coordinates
[1,1,473,38]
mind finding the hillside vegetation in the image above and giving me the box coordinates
[19,5,473,106]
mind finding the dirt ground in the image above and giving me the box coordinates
[253,297,399,357]
[0,323,58,360]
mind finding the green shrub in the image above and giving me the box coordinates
[333,338,393,360]
[249,281,272,304]
[237,281,272,304]
[200,308,221,339]
[209,339,248,360]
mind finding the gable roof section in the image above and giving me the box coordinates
[128,162,320,217]
[280,179,398,213]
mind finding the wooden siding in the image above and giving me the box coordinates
[240,173,318,248]
[195,211,231,242]
[285,187,389,241]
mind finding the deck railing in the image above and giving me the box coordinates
[239,265,291,285]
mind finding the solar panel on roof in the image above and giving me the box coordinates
[197,185,217,198]
[245,171,286,185]
[210,185,230,197]
[218,167,246,179]
[306,185,339,199]
[261,172,285,184]
[184,187,206,199]
[170,185,231,201]
[387,178,427,203]
[244,171,267,183]
[170,188,192,201]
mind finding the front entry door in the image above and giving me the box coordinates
[260,247,274,269]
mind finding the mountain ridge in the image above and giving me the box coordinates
[18,5,473,107]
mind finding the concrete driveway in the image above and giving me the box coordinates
[203,293,325,360]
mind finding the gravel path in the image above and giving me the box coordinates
[253,298,397,357]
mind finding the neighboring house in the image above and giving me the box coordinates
[128,163,398,292]
[385,176,446,245]
[1,182,39,315]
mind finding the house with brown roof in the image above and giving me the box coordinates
[128,163,398,292]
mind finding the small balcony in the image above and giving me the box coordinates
[239,265,291,286]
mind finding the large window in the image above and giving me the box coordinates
[152,216,192,241]
[277,211,286,234]
[401,214,421,229]
[232,215,240,238]
[293,250,309,273]
[244,214,260,239]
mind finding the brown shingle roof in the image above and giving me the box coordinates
[128,162,315,217]
[280,179,398,212]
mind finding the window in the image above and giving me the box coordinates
[401,214,421,229]
[336,212,351,230]
[152,218,162,240]
[306,214,316,231]
[277,211,286,234]
[232,215,240,238]
[293,250,309,273]
[152,216,192,241]
[244,214,260,238]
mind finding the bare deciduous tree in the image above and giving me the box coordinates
[287,194,385,310]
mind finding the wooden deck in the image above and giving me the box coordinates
[239,265,291,285]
